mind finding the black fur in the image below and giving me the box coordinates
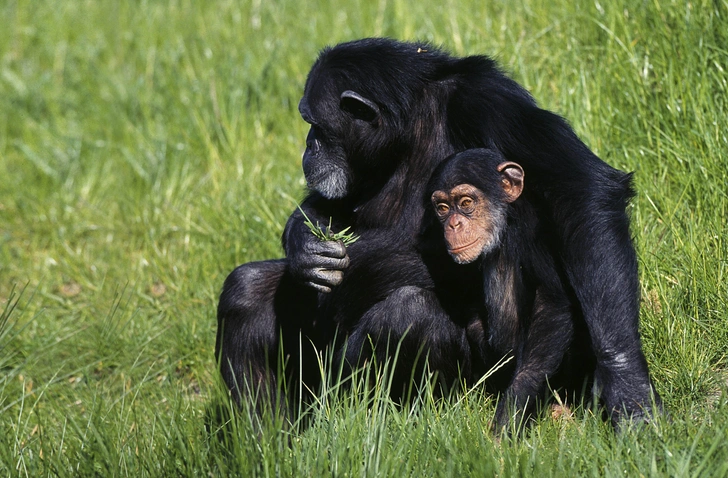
[216,38,660,427]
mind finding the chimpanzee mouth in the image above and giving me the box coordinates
[448,241,479,254]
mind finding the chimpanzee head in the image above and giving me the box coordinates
[428,149,524,263]
[298,85,380,199]
[298,38,448,199]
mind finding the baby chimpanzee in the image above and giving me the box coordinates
[425,148,594,430]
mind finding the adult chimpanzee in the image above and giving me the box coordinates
[425,148,590,429]
[216,38,660,427]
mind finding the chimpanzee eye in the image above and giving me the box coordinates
[436,203,449,215]
[459,197,474,211]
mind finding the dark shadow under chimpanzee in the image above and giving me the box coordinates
[216,38,661,429]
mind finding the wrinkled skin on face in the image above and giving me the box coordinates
[430,161,524,264]
[431,184,505,264]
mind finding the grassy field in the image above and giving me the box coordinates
[1,0,727,475]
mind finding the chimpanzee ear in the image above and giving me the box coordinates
[340,90,380,124]
[497,161,524,203]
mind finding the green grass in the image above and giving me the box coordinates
[1,0,727,475]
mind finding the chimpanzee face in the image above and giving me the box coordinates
[431,184,506,263]
[299,80,381,200]
[299,119,351,199]
[430,154,525,264]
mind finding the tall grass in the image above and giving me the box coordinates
[1,0,727,475]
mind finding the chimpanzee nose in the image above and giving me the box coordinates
[448,217,462,230]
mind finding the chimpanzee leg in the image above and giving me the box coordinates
[564,205,661,425]
[494,289,574,431]
[216,259,326,414]
[341,286,471,399]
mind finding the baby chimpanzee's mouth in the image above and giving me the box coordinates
[448,241,479,254]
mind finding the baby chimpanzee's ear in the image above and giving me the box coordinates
[496,162,524,202]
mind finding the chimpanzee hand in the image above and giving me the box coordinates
[287,235,350,293]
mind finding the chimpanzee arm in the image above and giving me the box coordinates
[494,286,574,432]
[282,194,351,293]
[560,201,659,425]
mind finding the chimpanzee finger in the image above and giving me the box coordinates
[304,268,345,292]
[304,239,348,259]
[298,252,350,272]
[305,281,332,294]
